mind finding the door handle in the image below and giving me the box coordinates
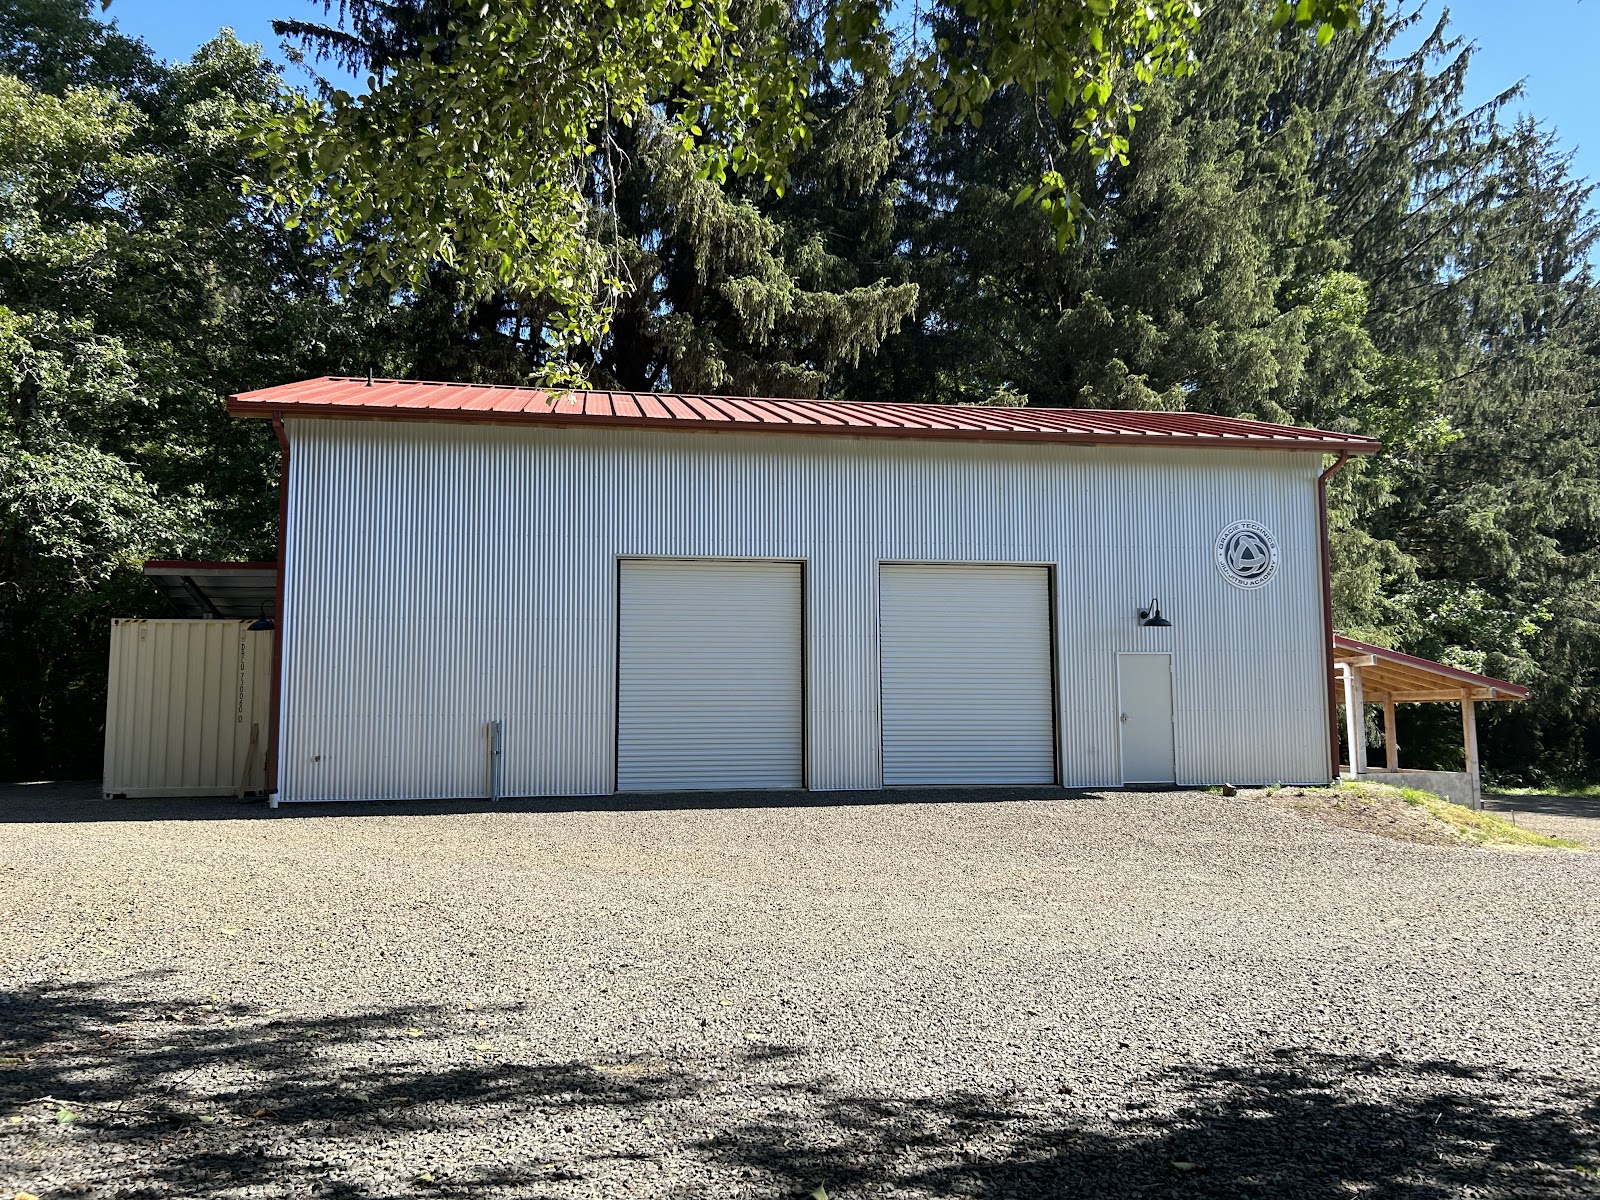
[1120,712,1130,724]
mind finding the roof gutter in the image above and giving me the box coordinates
[267,413,289,808]
[1318,451,1351,779]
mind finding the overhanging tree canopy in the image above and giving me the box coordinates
[259,0,1359,361]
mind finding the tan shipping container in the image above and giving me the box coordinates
[103,619,274,798]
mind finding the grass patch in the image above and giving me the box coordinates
[1334,781,1583,850]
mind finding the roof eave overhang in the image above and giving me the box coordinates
[227,400,1381,455]
[143,559,279,573]
[141,559,280,621]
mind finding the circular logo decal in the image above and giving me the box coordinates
[1215,520,1279,589]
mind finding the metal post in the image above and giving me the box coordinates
[1383,699,1399,771]
[489,719,504,802]
[1461,697,1480,810]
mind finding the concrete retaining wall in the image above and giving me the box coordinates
[1362,768,1480,810]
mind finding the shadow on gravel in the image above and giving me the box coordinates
[704,1055,1600,1199]
[2,977,704,1197]
[5,978,1596,1198]
[0,783,1088,823]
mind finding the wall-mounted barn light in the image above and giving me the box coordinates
[247,603,275,632]
[1137,599,1172,628]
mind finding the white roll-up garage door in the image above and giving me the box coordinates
[618,559,803,791]
[879,565,1056,785]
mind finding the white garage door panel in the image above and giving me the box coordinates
[618,560,803,791]
[880,565,1056,785]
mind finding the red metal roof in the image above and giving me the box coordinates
[229,376,1381,454]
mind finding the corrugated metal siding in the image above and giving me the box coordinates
[617,559,803,790]
[880,565,1056,785]
[103,619,273,797]
[278,420,1330,801]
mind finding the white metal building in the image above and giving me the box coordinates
[228,377,1379,803]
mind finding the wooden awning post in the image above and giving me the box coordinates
[1461,695,1481,810]
[1383,699,1399,771]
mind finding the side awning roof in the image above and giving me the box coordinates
[1333,635,1528,703]
[143,560,277,620]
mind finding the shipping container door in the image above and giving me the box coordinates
[617,559,803,791]
[103,619,273,798]
[879,565,1056,785]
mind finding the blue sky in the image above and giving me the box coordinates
[1420,0,1599,186]
[105,0,1599,187]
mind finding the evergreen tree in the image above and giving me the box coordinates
[579,69,918,397]
[277,3,918,394]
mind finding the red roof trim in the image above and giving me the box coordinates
[228,377,1383,454]
[1334,634,1529,698]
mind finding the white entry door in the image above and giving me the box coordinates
[617,560,803,791]
[1118,653,1176,785]
[879,565,1056,785]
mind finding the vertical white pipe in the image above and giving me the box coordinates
[1462,696,1480,810]
[1347,664,1367,774]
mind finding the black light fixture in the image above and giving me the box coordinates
[247,603,275,632]
[1137,598,1172,628]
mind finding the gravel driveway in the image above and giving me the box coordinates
[3,782,1597,1199]
[1484,792,1600,848]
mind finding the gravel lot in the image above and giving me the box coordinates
[3,781,1598,1199]
[1484,793,1600,848]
